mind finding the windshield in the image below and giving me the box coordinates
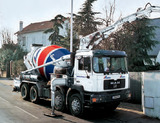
[93,56,128,73]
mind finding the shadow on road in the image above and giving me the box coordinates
[15,97,160,123]
[36,99,114,116]
[37,99,51,108]
[35,99,144,122]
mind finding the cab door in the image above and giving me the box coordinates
[74,56,94,91]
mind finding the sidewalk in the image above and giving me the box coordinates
[0,77,14,86]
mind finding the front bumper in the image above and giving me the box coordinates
[84,89,130,104]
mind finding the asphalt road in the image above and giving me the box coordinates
[0,78,160,123]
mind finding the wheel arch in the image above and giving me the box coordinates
[66,85,85,106]
[55,85,67,95]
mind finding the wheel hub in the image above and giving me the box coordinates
[22,86,26,97]
[72,99,80,112]
[31,88,36,100]
[55,95,62,106]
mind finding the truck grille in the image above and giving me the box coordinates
[104,79,125,90]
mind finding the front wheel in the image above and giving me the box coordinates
[69,93,83,117]
[30,85,39,103]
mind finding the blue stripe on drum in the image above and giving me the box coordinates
[44,48,70,80]
[34,48,41,64]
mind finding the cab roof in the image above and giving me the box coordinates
[93,50,127,57]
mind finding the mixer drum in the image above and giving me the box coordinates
[32,45,70,80]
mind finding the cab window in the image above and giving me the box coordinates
[78,57,91,72]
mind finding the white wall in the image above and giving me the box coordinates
[18,31,51,51]
[148,18,160,56]
[142,71,160,119]
[59,20,69,36]
[18,20,69,52]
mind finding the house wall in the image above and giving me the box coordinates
[59,20,69,36]
[148,18,160,57]
[18,31,51,51]
[18,20,69,52]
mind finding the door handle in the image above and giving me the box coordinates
[76,81,80,83]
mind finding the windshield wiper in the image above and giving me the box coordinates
[104,71,110,75]
[115,68,126,74]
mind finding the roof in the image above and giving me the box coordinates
[16,21,53,35]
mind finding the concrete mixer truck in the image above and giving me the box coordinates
[13,4,160,116]
[14,44,130,116]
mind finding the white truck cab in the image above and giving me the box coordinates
[73,49,130,103]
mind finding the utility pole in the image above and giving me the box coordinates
[70,0,73,52]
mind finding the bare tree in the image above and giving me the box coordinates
[97,0,122,27]
[0,29,13,45]
[0,29,15,50]
[104,0,116,26]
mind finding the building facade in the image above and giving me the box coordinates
[15,19,69,52]
[148,18,160,64]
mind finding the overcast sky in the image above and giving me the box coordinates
[0,0,160,41]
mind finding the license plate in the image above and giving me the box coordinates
[112,95,120,99]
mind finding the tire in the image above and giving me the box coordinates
[54,90,66,111]
[21,83,29,100]
[30,85,39,103]
[69,93,83,117]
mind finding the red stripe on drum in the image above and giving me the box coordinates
[38,45,62,76]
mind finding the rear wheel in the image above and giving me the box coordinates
[30,85,39,103]
[69,93,83,117]
[54,90,66,111]
[21,83,29,100]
